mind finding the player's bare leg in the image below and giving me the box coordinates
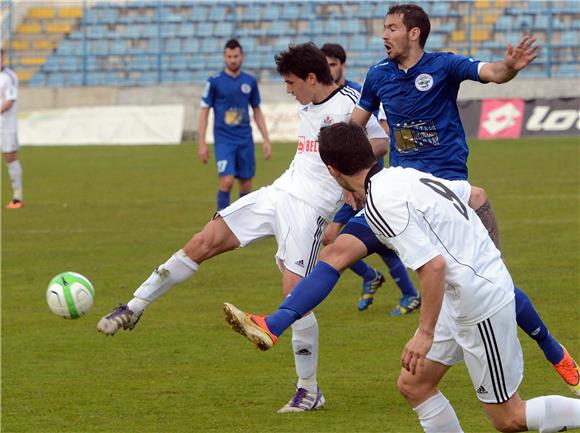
[97,217,240,335]
[237,178,252,196]
[397,361,464,432]
[482,392,580,432]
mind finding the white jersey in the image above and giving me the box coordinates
[272,86,387,219]
[364,166,514,325]
[0,68,18,133]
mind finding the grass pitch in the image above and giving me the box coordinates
[2,137,579,433]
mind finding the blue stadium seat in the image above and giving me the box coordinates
[178,23,196,38]
[191,6,209,21]
[262,5,281,21]
[29,73,46,87]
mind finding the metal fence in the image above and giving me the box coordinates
[1,0,579,87]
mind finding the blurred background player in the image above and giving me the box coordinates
[351,3,578,395]
[320,42,420,315]
[1,48,23,209]
[198,39,271,211]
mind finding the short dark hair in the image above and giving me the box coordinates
[275,43,334,85]
[224,38,243,52]
[319,122,377,176]
[320,43,347,64]
[387,4,431,48]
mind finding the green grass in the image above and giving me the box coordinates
[2,138,579,433]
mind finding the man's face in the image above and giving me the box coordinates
[383,13,412,62]
[283,73,315,105]
[224,47,243,73]
[325,56,344,84]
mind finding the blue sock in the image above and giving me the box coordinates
[217,190,230,211]
[349,260,376,282]
[514,286,564,364]
[379,249,417,297]
[265,261,341,336]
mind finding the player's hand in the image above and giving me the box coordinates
[343,190,364,210]
[198,143,209,164]
[262,141,272,160]
[401,330,433,376]
[504,34,539,71]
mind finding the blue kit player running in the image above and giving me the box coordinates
[198,38,271,211]
[348,4,578,395]
[321,42,420,315]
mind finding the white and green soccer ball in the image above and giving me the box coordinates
[46,272,95,319]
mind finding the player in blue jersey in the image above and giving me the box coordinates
[321,42,421,315]
[347,3,578,396]
[198,39,271,211]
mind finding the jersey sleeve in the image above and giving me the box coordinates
[200,78,216,108]
[357,69,381,114]
[365,188,440,271]
[249,78,261,108]
[445,53,484,83]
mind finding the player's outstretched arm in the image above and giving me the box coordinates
[479,34,539,84]
[350,106,372,128]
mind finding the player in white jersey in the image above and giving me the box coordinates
[319,123,579,432]
[96,43,387,413]
[1,48,23,209]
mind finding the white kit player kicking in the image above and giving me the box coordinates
[1,48,23,209]
[97,43,388,413]
[224,122,580,432]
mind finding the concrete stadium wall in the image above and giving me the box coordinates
[20,77,580,139]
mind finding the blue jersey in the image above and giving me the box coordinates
[358,52,483,181]
[201,70,261,146]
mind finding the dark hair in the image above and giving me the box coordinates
[275,42,334,85]
[387,4,431,48]
[224,38,243,52]
[319,122,377,176]
[320,43,347,64]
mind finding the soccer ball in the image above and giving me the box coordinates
[46,272,95,319]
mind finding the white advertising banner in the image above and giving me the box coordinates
[205,102,299,144]
[20,104,184,145]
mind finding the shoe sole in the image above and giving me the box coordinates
[223,303,273,351]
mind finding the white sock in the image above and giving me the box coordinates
[413,391,463,433]
[7,160,23,201]
[292,312,318,393]
[128,250,198,314]
[526,396,580,433]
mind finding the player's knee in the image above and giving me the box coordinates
[219,176,234,190]
[321,232,336,246]
[396,374,431,403]
[469,186,488,210]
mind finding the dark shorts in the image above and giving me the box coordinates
[214,142,256,179]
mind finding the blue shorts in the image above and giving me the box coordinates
[341,210,391,256]
[214,142,255,179]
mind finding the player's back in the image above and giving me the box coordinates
[366,166,514,324]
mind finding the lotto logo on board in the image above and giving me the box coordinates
[478,99,525,139]
[297,136,319,154]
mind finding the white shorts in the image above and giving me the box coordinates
[1,131,19,153]
[427,300,523,404]
[218,186,327,277]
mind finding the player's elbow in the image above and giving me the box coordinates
[369,138,387,159]
[468,186,488,210]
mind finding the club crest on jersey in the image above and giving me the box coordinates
[321,115,334,127]
[241,83,251,94]
[415,73,434,92]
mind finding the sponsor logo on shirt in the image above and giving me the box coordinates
[297,136,319,154]
[241,83,251,94]
[415,73,434,92]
